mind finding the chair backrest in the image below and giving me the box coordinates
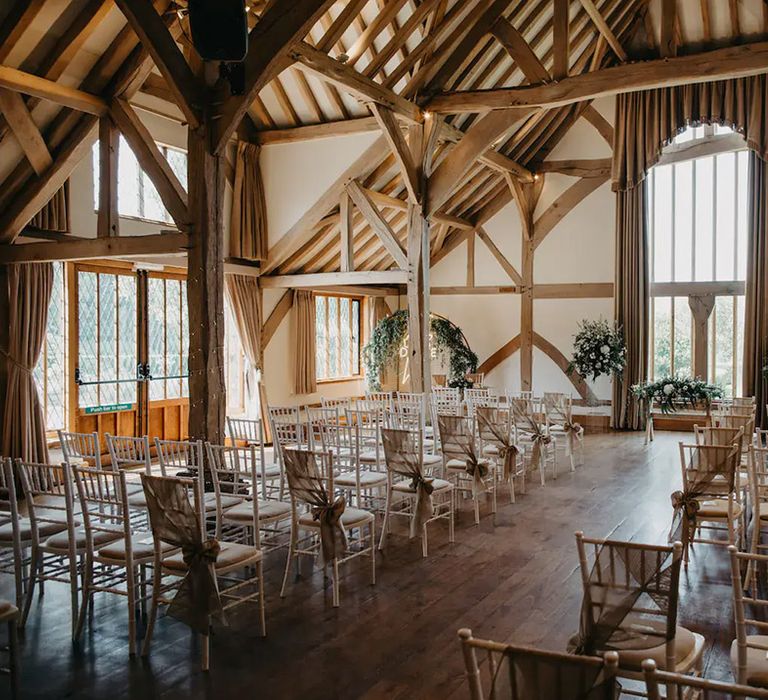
[466,372,485,387]
[154,438,204,478]
[431,374,447,387]
[432,387,461,406]
[345,408,382,465]
[269,406,304,445]
[437,415,477,464]
[692,425,744,451]
[306,406,341,449]
[718,402,757,418]
[320,396,351,410]
[643,658,768,700]
[105,434,151,474]
[730,396,757,407]
[282,448,335,511]
[679,443,740,496]
[715,412,755,441]
[756,428,768,449]
[395,392,424,407]
[205,443,261,537]
[0,458,18,519]
[509,396,544,436]
[363,391,393,413]
[465,389,498,418]
[728,545,768,689]
[73,466,135,558]
[17,461,77,549]
[458,628,620,700]
[575,531,683,664]
[381,427,424,480]
[140,472,205,547]
[58,430,102,469]
[476,406,513,447]
[226,417,264,446]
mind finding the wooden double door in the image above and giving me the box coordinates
[68,261,189,452]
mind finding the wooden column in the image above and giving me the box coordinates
[521,237,534,391]
[689,294,715,380]
[0,265,8,436]
[96,116,119,238]
[186,120,226,444]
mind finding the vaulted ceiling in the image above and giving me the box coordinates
[0,0,765,273]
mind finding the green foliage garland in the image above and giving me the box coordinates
[363,310,478,391]
[630,376,723,414]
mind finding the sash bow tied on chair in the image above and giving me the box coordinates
[409,473,435,538]
[563,420,583,457]
[530,429,552,473]
[669,489,701,548]
[312,495,348,563]
[172,537,225,634]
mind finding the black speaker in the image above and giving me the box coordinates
[188,0,248,62]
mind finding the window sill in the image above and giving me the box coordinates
[317,376,364,386]
[93,210,177,229]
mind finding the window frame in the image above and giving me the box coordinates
[647,125,748,395]
[314,292,364,384]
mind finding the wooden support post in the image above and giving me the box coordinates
[186,121,226,444]
[689,294,715,380]
[407,203,430,393]
[0,265,8,437]
[97,117,119,238]
[340,190,353,272]
[521,238,534,391]
[466,232,475,287]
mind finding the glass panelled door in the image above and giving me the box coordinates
[71,262,189,445]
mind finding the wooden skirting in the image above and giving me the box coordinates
[650,412,708,432]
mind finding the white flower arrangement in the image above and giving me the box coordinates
[567,318,626,381]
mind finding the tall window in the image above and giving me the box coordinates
[315,294,362,381]
[147,276,189,400]
[224,298,247,416]
[34,262,67,431]
[648,125,748,396]
[92,136,187,225]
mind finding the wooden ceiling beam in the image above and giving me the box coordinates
[0,232,189,263]
[427,40,768,113]
[0,89,52,176]
[370,104,420,204]
[114,0,201,127]
[577,0,628,61]
[110,98,189,229]
[489,17,551,84]
[0,64,107,116]
[660,0,677,57]
[0,0,46,64]
[212,0,335,153]
[261,270,408,288]
[552,0,570,79]
[290,42,423,123]
[256,116,380,144]
[537,157,611,177]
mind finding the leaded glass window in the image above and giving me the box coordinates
[315,295,362,381]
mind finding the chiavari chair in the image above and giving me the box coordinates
[73,466,178,655]
[575,532,704,687]
[476,405,525,503]
[437,415,496,525]
[458,629,620,700]
[543,392,584,472]
[205,443,289,546]
[379,428,454,557]
[364,391,394,413]
[745,444,768,590]
[320,396,351,411]
[226,416,264,447]
[383,400,442,472]
[104,434,152,509]
[510,397,556,486]
[280,448,375,607]
[729,545,768,690]
[465,372,485,387]
[17,461,87,637]
[269,405,306,497]
[431,388,463,453]
[140,473,266,670]
[58,430,102,469]
[678,442,742,565]
[0,459,67,612]
[431,374,447,387]
[643,658,768,700]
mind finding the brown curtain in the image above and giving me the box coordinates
[1,263,53,462]
[743,152,768,428]
[612,75,768,428]
[612,75,768,191]
[29,182,70,232]
[293,290,316,395]
[225,274,262,371]
[612,185,649,430]
[230,142,268,261]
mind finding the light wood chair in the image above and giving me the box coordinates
[205,443,291,550]
[476,405,525,503]
[0,600,18,698]
[574,532,704,686]
[226,416,265,447]
[58,430,102,469]
[747,444,768,581]
[458,628,620,700]
[268,405,305,496]
[678,442,742,565]
[140,472,266,670]
[280,448,375,607]
[73,466,178,655]
[379,428,454,557]
[17,461,84,637]
[430,389,463,453]
[510,397,556,485]
[437,415,496,525]
[643,658,768,700]
[729,545,768,690]
[104,433,152,510]
[543,392,584,471]
[466,372,485,387]
[364,391,393,413]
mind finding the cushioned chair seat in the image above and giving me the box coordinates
[608,625,697,671]
[0,517,67,543]
[423,454,442,467]
[0,600,19,623]
[204,492,243,511]
[697,499,743,518]
[164,541,262,572]
[444,458,491,471]
[298,507,374,528]
[392,478,452,493]
[127,491,147,509]
[358,449,381,464]
[44,526,123,551]
[257,464,282,479]
[335,471,387,487]
[97,535,178,562]
[730,636,768,688]
[224,499,291,522]
[482,445,500,455]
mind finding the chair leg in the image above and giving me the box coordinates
[491,475,497,514]
[20,545,41,629]
[201,632,210,672]
[378,487,392,551]
[12,546,23,613]
[279,524,296,598]
[74,555,92,642]
[473,492,480,525]
[257,560,266,636]
[449,492,455,543]
[126,568,137,656]
[141,562,163,656]
[7,617,18,698]
[369,521,376,586]
[68,551,79,640]
[331,558,340,608]
[421,522,428,558]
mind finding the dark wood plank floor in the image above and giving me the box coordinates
[1,431,739,699]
